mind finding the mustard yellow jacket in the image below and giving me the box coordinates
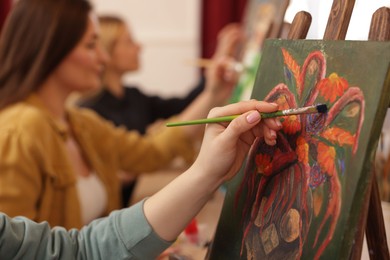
[0,95,195,229]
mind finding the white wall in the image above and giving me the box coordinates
[285,0,390,40]
[91,0,201,97]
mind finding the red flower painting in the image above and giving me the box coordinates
[235,48,365,259]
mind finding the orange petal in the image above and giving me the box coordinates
[318,73,349,102]
[296,136,309,164]
[283,115,301,135]
[321,127,355,147]
[255,154,273,176]
[281,48,302,96]
[317,142,336,176]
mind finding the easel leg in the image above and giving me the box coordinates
[365,170,390,260]
[365,6,390,260]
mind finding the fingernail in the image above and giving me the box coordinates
[271,102,278,106]
[246,111,260,123]
[276,120,282,128]
[269,139,277,146]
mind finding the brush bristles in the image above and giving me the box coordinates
[316,104,328,113]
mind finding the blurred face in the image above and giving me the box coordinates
[51,13,109,93]
[109,25,141,73]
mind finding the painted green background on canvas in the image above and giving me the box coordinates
[208,39,390,259]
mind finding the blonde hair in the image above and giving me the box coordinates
[98,15,126,55]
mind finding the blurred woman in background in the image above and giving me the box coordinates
[78,15,243,205]
[0,0,239,229]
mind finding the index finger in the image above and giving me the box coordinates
[208,100,279,119]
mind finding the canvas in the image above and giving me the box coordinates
[208,39,390,259]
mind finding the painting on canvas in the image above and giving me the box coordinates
[208,39,390,259]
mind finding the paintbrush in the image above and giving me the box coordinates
[185,58,246,73]
[166,104,328,127]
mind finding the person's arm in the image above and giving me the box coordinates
[172,23,244,138]
[148,75,206,121]
[174,56,240,139]
[146,23,243,139]
[75,108,197,173]
[148,23,243,122]
[0,100,281,259]
[142,57,239,142]
[0,200,171,259]
[212,23,244,60]
[144,100,282,241]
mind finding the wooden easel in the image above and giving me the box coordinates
[287,1,390,259]
[267,0,290,39]
[364,7,390,260]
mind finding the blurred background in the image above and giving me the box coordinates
[1,0,388,98]
[90,0,246,98]
[0,0,389,259]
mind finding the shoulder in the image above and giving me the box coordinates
[0,102,54,154]
[0,102,50,136]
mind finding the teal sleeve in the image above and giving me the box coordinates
[0,200,173,259]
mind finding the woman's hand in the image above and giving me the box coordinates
[202,23,244,106]
[214,23,244,60]
[177,56,242,138]
[144,100,282,242]
[193,100,282,183]
[203,56,240,106]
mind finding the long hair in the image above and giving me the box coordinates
[99,15,127,88]
[0,0,92,109]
